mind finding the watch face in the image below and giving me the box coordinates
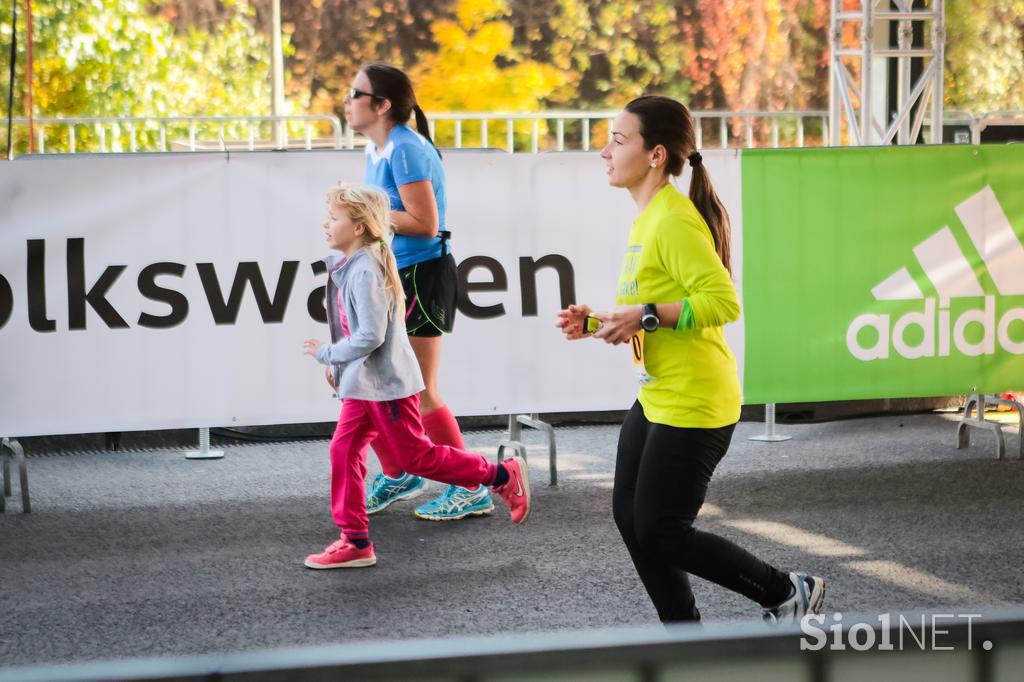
[642,315,658,331]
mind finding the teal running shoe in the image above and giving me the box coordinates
[366,473,428,515]
[414,485,495,521]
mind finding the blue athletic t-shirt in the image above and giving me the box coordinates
[364,124,448,268]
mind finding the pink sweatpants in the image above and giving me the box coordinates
[329,393,498,540]
[372,404,466,478]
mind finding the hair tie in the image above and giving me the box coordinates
[688,152,703,168]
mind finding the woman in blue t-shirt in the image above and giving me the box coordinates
[342,63,494,521]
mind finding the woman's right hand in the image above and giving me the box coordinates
[325,367,338,392]
[556,304,593,341]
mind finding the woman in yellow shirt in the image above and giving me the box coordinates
[557,96,825,624]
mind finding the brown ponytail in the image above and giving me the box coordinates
[688,160,731,275]
[625,96,732,274]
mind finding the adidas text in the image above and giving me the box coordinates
[847,296,1024,360]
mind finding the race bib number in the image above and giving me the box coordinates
[631,331,653,385]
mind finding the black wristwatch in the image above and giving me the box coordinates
[640,303,660,332]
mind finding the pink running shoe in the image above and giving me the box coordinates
[492,456,531,524]
[304,537,377,569]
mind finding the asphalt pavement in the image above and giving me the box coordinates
[1,412,1022,667]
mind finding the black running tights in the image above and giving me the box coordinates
[612,400,791,623]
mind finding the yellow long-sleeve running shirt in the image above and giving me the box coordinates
[615,184,742,429]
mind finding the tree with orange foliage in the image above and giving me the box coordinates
[680,0,829,112]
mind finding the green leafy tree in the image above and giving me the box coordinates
[2,0,274,152]
[518,0,691,108]
[283,0,450,116]
[945,0,1024,112]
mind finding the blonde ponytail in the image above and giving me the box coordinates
[325,183,406,313]
[376,238,405,314]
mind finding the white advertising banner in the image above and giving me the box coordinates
[0,150,743,436]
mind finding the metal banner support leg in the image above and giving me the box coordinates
[185,427,224,460]
[1,437,31,513]
[957,393,1023,460]
[496,414,557,487]
[748,403,792,442]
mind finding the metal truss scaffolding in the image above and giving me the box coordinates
[829,0,945,146]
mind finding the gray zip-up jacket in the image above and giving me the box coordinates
[316,247,425,401]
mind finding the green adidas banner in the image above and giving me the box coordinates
[741,144,1024,403]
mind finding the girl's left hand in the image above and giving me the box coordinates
[303,338,325,357]
[593,305,642,345]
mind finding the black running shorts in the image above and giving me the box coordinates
[400,253,458,337]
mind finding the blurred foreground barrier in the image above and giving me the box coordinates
[2,610,1023,682]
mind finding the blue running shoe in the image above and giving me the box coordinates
[366,473,428,515]
[414,485,495,521]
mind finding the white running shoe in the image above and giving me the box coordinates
[762,572,826,624]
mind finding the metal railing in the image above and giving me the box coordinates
[972,109,1024,144]
[6,109,1022,156]
[916,109,1024,145]
[398,110,830,152]
[5,111,829,155]
[4,115,343,154]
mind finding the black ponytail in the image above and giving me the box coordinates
[361,63,442,160]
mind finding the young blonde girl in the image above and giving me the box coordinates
[302,183,530,569]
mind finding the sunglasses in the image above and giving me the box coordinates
[347,87,385,101]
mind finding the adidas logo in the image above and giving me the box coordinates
[847,186,1024,361]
